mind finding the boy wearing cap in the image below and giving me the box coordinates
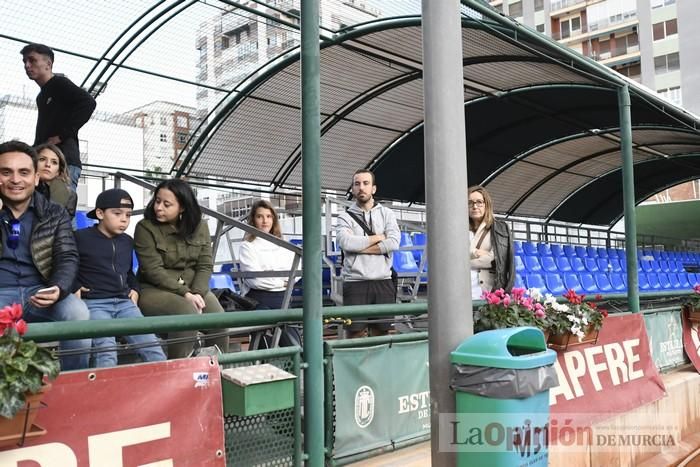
[75,188,165,367]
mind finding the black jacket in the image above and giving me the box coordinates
[34,75,96,168]
[490,219,515,291]
[0,193,78,299]
[75,226,139,299]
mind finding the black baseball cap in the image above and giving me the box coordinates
[87,188,134,219]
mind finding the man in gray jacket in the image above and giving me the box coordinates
[336,169,400,338]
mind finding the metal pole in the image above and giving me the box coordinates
[421,1,471,465]
[618,84,640,312]
[300,0,324,465]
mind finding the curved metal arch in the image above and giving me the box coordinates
[175,14,597,178]
[546,152,700,224]
[90,0,198,97]
[81,0,168,90]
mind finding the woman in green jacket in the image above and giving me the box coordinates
[34,143,77,217]
[134,179,229,358]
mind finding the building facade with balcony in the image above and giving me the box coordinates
[490,0,699,113]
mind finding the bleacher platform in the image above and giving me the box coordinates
[515,240,700,295]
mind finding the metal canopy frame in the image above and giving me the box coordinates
[171,12,700,227]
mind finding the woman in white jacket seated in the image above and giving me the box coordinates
[238,200,300,310]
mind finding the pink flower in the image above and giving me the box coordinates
[0,308,11,325]
[8,303,22,320]
[486,294,501,305]
[494,288,506,298]
[13,319,27,336]
[694,284,700,295]
[510,287,526,300]
[535,308,546,319]
[502,295,511,307]
[520,297,534,311]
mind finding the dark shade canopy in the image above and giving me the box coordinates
[176,14,700,226]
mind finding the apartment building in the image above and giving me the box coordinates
[490,0,699,114]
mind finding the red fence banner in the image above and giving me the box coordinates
[681,307,700,372]
[0,357,226,466]
[550,314,666,427]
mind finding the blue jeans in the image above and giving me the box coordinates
[84,298,166,368]
[0,285,91,370]
[67,165,81,192]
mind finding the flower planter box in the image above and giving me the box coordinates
[221,364,296,417]
[0,384,50,448]
[548,325,599,351]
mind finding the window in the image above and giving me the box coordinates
[536,24,545,33]
[176,132,188,145]
[560,16,581,39]
[221,36,230,50]
[653,19,678,41]
[176,115,188,127]
[651,0,675,8]
[508,1,522,17]
[654,52,680,74]
[534,0,544,12]
[657,86,682,106]
[159,133,167,143]
[160,116,168,125]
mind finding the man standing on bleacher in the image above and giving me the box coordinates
[0,140,90,370]
[336,169,400,338]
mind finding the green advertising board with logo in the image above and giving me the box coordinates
[330,339,430,459]
[643,310,687,371]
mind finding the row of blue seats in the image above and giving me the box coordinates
[516,255,694,275]
[517,271,700,295]
[516,241,700,264]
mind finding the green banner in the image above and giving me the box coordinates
[644,310,688,371]
[331,340,430,459]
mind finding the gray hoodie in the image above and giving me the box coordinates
[336,202,400,282]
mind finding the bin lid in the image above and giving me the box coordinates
[450,327,557,369]
[221,364,296,387]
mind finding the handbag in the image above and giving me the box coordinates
[344,209,399,291]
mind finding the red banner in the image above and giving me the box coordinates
[681,307,700,372]
[550,314,666,427]
[0,357,226,466]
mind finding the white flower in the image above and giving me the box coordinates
[528,288,543,301]
[567,314,581,324]
[552,302,570,313]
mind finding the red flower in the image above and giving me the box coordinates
[13,319,27,336]
[0,308,11,325]
[600,309,609,318]
[586,301,597,309]
[595,294,603,301]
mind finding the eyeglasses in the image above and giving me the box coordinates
[468,200,485,207]
[6,219,20,250]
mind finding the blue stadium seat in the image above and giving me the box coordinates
[221,263,234,272]
[209,273,235,291]
[586,246,598,258]
[400,231,413,247]
[514,241,524,255]
[647,273,661,290]
[570,257,586,272]
[657,273,672,290]
[609,273,626,292]
[640,260,655,273]
[412,233,427,263]
[545,273,566,295]
[667,273,682,289]
[673,261,684,273]
[556,256,572,272]
[594,273,613,293]
[596,258,611,272]
[515,255,526,274]
[678,273,691,289]
[575,246,588,258]
[609,258,622,273]
[75,210,97,230]
[515,274,526,289]
[563,273,584,294]
[607,248,618,259]
[522,242,538,256]
[658,260,670,273]
[540,256,558,273]
[619,258,627,271]
[550,244,564,257]
[289,238,303,246]
[688,273,700,287]
[525,273,548,294]
[563,245,576,257]
[537,243,552,256]
[596,247,609,258]
[584,258,599,273]
[393,251,419,273]
[524,255,542,273]
[579,273,598,293]
[638,273,650,291]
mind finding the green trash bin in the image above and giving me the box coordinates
[450,326,558,467]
